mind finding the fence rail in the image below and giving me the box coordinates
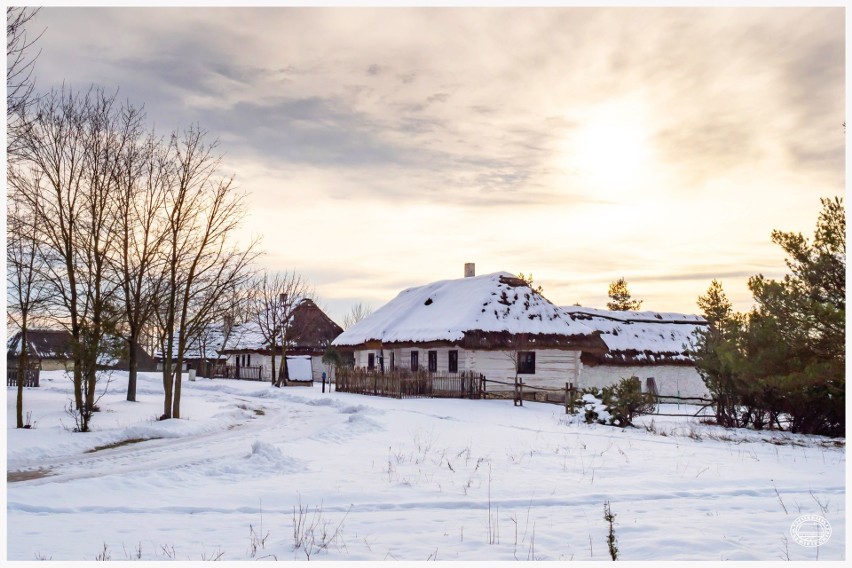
[482,376,714,416]
[7,367,40,388]
[210,364,265,381]
[336,368,483,399]
[335,370,717,419]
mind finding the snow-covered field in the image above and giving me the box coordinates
[6,370,845,561]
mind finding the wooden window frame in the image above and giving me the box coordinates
[448,350,458,373]
[410,351,419,371]
[517,351,536,374]
[428,350,438,373]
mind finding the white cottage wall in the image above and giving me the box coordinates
[226,353,289,382]
[352,347,581,392]
[225,353,327,383]
[310,356,325,382]
[472,350,581,391]
[578,364,708,399]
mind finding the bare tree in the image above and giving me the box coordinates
[7,7,43,156]
[12,86,130,431]
[6,185,49,428]
[111,114,170,402]
[249,270,313,386]
[342,302,373,330]
[157,126,259,419]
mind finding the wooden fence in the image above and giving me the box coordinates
[7,367,40,388]
[210,364,265,381]
[482,376,713,417]
[479,377,579,412]
[336,368,483,399]
[334,369,715,419]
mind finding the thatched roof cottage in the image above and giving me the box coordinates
[332,270,607,392]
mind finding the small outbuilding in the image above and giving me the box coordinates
[219,299,344,383]
[562,306,709,400]
[7,329,74,372]
[7,329,157,373]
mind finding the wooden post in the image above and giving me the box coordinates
[514,376,519,406]
[519,378,524,406]
[565,382,576,414]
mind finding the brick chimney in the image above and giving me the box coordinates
[464,263,475,278]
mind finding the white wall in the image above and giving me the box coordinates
[579,364,709,399]
[225,353,326,382]
[353,347,581,392]
[310,356,327,382]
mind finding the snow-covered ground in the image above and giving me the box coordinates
[6,370,845,561]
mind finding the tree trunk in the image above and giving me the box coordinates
[172,342,184,419]
[277,344,289,387]
[16,326,27,429]
[172,367,182,419]
[162,361,173,419]
[126,339,138,402]
[270,342,277,386]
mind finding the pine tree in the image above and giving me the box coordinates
[745,196,845,436]
[690,280,745,427]
[690,198,845,436]
[697,279,732,325]
[607,277,642,311]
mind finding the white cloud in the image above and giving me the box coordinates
[28,7,844,322]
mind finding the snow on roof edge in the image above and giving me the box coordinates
[333,271,598,347]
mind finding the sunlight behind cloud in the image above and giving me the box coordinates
[27,7,844,325]
[556,96,657,204]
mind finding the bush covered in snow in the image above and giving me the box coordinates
[577,377,656,427]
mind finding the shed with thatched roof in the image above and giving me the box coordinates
[8,329,156,373]
[562,306,709,399]
[218,299,344,383]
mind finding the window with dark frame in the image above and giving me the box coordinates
[517,351,536,374]
[428,350,437,373]
[368,353,375,371]
[390,352,395,370]
[410,351,419,371]
[448,350,458,373]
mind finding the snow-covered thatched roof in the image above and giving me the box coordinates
[156,300,343,359]
[7,329,74,360]
[333,272,603,351]
[561,306,707,365]
[156,324,227,361]
[220,321,267,352]
[7,329,150,369]
[220,299,343,353]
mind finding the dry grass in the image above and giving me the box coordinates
[8,468,54,483]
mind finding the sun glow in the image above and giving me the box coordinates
[558,99,656,202]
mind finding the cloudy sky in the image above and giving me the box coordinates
[27,5,845,324]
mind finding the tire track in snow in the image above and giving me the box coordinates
[8,399,358,485]
[9,484,845,515]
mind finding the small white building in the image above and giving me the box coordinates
[562,306,709,400]
[219,299,344,383]
[332,271,608,393]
